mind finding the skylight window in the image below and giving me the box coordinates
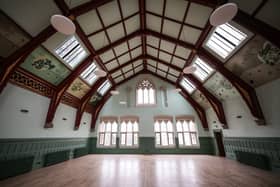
[192,57,214,81]
[55,36,87,69]
[205,23,247,59]
[180,77,196,94]
[97,80,111,96]
[80,62,99,85]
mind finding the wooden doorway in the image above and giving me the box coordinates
[214,130,226,157]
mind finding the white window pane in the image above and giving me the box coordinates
[99,122,105,132]
[176,121,183,132]
[121,122,126,132]
[178,133,184,145]
[133,122,139,132]
[156,133,161,145]
[137,89,143,104]
[112,122,118,132]
[154,121,160,132]
[161,121,167,132]
[143,88,149,104]
[121,134,126,145]
[127,121,133,132]
[167,121,173,132]
[161,132,168,146]
[189,121,196,131]
[168,133,174,145]
[106,122,112,132]
[99,133,104,145]
[183,121,189,131]
[112,133,117,145]
[134,133,138,145]
[127,133,133,146]
[149,88,155,104]
[104,133,111,146]
[184,132,191,146]
[191,133,197,145]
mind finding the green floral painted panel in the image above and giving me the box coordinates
[20,46,70,85]
[67,78,90,99]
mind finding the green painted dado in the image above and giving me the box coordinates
[89,137,215,155]
[223,137,280,171]
[20,46,70,86]
[0,138,88,170]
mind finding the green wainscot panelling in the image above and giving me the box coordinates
[89,137,215,155]
[20,46,70,85]
[44,150,70,167]
[0,138,88,170]
[223,137,280,172]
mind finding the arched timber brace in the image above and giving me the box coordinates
[74,78,107,130]
[44,55,95,128]
[146,70,209,130]
[0,26,56,93]
[198,49,265,124]
[145,55,226,128]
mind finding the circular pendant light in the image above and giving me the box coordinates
[50,15,76,35]
[209,3,238,26]
[94,69,107,77]
[110,90,119,95]
[183,66,197,74]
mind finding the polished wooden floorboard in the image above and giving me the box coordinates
[0,155,279,187]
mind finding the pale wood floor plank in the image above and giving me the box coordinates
[0,155,279,187]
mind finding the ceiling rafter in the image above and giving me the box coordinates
[139,0,147,69]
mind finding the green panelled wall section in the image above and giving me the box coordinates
[88,137,215,154]
[0,138,88,170]
[223,137,280,171]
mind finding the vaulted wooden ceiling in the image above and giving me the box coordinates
[0,0,279,130]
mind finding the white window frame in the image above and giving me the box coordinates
[203,21,253,62]
[154,116,175,148]
[97,116,118,148]
[191,57,214,82]
[119,116,139,148]
[136,79,156,106]
[97,80,112,96]
[80,62,99,85]
[175,116,200,148]
[180,77,196,94]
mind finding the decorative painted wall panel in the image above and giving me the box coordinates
[204,72,240,101]
[226,35,280,87]
[67,78,90,99]
[191,89,211,109]
[20,46,70,85]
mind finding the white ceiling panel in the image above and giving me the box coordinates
[112,70,122,78]
[100,49,115,63]
[120,0,139,17]
[122,64,133,72]
[134,65,144,73]
[167,74,177,82]
[146,14,162,33]
[114,42,128,56]
[133,59,143,67]
[65,0,90,8]
[125,70,134,78]
[114,75,124,83]
[0,0,61,36]
[98,1,121,26]
[162,19,181,39]
[129,36,141,49]
[89,31,109,50]
[147,59,157,67]
[165,0,188,21]
[147,46,158,57]
[158,63,168,71]
[160,40,175,52]
[172,56,186,68]
[131,47,142,58]
[180,26,201,44]
[147,65,156,72]
[159,51,172,62]
[125,15,140,35]
[107,23,125,43]
[175,46,191,59]
[185,3,212,28]
[157,70,167,77]
[118,53,131,64]
[147,36,160,48]
[105,60,119,70]
[77,9,102,35]
[169,68,180,77]
[146,0,164,15]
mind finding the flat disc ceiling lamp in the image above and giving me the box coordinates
[110,90,119,95]
[94,69,107,77]
[183,66,197,74]
[50,15,76,35]
[209,3,238,26]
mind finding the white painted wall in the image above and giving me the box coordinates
[207,78,280,137]
[0,83,91,138]
[91,74,211,137]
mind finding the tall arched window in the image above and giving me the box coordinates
[136,79,156,105]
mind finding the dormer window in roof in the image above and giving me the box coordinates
[80,62,99,85]
[55,36,88,69]
[205,22,248,60]
[192,57,214,81]
[97,80,112,96]
[180,77,196,94]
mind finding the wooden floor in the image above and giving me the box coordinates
[1,155,279,187]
